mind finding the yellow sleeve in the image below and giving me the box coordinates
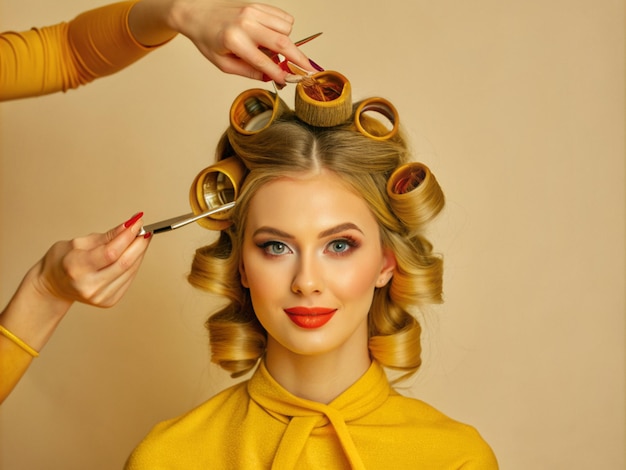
[0,336,35,404]
[0,1,155,101]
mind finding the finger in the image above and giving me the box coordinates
[268,41,314,75]
[67,232,151,307]
[85,238,151,307]
[219,30,297,83]
[97,215,147,269]
[243,3,295,35]
[210,52,273,81]
[242,5,315,73]
[70,212,142,252]
[72,213,146,273]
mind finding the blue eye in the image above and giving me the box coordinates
[260,241,291,256]
[327,238,358,255]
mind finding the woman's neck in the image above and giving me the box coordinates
[264,336,372,404]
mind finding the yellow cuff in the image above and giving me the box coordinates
[0,325,39,357]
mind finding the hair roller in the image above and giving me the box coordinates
[294,71,352,127]
[230,89,289,135]
[354,98,400,141]
[189,156,247,230]
[386,162,445,229]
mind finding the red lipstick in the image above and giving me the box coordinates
[284,307,337,329]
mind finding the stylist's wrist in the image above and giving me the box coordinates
[0,262,73,353]
[128,0,179,47]
[27,260,74,315]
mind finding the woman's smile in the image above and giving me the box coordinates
[284,306,337,329]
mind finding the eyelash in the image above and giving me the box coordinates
[257,236,360,258]
[258,241,292,257]
[326,236,360,256]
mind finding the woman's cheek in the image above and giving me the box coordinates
[244,253,289,292]
[329,257,381,296]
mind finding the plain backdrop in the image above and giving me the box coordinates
[1,0,624,468]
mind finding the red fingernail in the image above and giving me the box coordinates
[143,232,152,239]
[309,58,324,72]
[124,212,144,228]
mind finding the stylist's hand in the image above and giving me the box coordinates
[33,212,151,308]
[130,0,314,84]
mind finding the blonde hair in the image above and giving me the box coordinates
[188,102,445,380]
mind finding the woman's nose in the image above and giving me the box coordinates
[291,254,324,295]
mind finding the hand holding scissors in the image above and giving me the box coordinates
[173,1,322,84]
[259,32,324,83]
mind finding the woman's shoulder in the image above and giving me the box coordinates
[368,390,499,468]
[385,389,468,424]
[125,380,251,469]
[147,379,249,434]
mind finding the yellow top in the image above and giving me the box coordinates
[0,1,152,101]
[126,360,498,469]
[0,336,35,403]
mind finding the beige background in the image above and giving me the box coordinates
[1,0,624,468]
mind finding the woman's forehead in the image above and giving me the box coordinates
[245,171,378,235]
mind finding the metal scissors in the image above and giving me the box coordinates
[137,202,235,237]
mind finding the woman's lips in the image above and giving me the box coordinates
[284,307,337,329]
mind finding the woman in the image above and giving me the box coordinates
[125,74,498,468]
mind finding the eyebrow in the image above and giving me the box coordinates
[319,223,363,238]
[252,223,363,239]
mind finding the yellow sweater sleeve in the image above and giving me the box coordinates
[0,336,35,404]
[0,1,154,101]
